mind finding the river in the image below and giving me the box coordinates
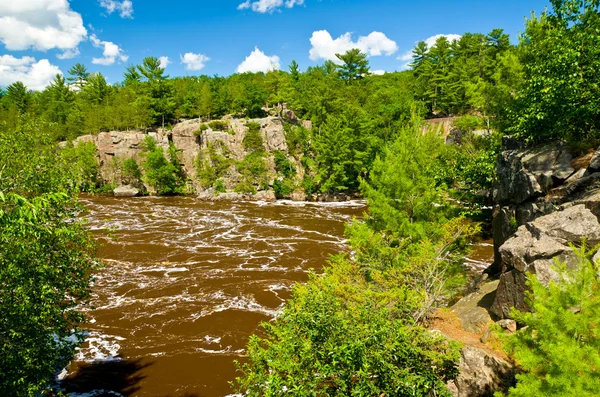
[60,196,365,397]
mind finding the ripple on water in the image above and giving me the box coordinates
[61,196,364,396]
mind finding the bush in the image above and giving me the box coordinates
[274,150,296,178]
[196,141,232,188]
[141,136,185,195]
[236,151,269,191]
[453,115,481,133]
[243,122,264,153]
[208,120,229,131]
[233,257,461,396]
[0,120,98,396]
[122,157,143,185]
[215,179,226,193]
[499,246,600,397]
[194,123,209,135]
[59,141,100,192]
[273,178,294,198]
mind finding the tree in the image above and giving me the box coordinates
[335,49,370,83]
[500,246,600,396]
[4,82,31,114]
[0,119,98,396]
[512,0,600,142]
[289,59,300,82]
[67,63,90,89]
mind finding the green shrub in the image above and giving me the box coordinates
[236,151,269,192]
[215,179,226,193]
[274,150,296,178]
[196,141,232,188]
[283,123,312,157]
[122,158,143,186]
[234,180,257,194]
[453,115,481,133]
[499,246,600,396]
[233,257,461,396]
[194,123,209,135]
[141,136,185,195]
[60,141,100,192]
[208,120,229,131]
[273,178,294,198]
[243,122,264,153]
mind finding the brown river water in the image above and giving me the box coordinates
[58,196,493,397]
[59,196,366,397]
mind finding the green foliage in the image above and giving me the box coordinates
[499,245,600,397]
[0,118,98,396]
[196,141,232,188]
[273,179,294,198]
[236,151,269,192]
[194,123,209,135]
[453,115,482,133]
[273,150,296,178]
[242,122,264,153]
[208,120,229,131]
[141,136,185,195]
[233,257,462,396]
[59,141,100,192]
[361,126,448,240]
[335,49,370,83]
[121,157,143,187]
[283,123,312,157]
[510,1,600,143]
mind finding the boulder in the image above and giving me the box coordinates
[113,185,140,197]
[490,205,600,319]
[447,346,515,397]
[290,191,307,202]
[494,143,574,205]
[491,206,516,274]
[451,281,499,333]
[588,146,600,172]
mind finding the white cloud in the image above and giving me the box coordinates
[0,0,87,54]
[56,48,80,60]
[90,34,128,65]
[236,47,280,73]
[99,0,134,18]
[237,0,304,13]
[180,53,210,71]
[398,34,462,70]
[0,55,62,90]
[372,70,385,75]
[309,30,398,63]
[158,56,171,69]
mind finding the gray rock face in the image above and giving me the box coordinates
[494,144,574,205]
[113,185,140,197]
[490,205,600,319]
[447,346,515,397]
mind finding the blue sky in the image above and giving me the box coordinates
[0,0,549,89]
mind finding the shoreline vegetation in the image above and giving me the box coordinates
[2,0,600,395]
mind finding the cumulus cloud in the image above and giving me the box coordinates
[0,55,62,90]
[159,56,171,69]
[90,34,128,65]
[99,0,134,18]
[398,33,462,69]
[180,53,210,71]
[236,47,280,73]
[372,70,386,76]
[0,0,87,54]
[309,30,398,63]
[237,0,304,13]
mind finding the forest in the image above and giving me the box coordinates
[1,0,600,396]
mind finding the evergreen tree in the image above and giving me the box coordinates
[335,49,370,83]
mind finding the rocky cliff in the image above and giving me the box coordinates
[74,114,320,200]
[488,140,600,319]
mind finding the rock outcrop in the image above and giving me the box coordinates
[448,347,515,397]
[73,115,311,198]
[489,141,600,319]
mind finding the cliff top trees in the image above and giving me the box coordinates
[335,48,370,83]
[511,0,600,143]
